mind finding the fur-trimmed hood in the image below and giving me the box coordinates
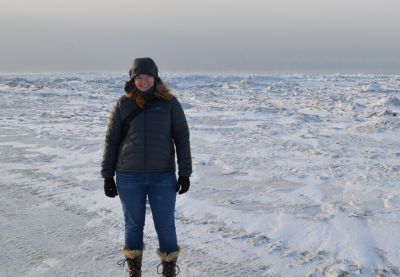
[124,81,173,108]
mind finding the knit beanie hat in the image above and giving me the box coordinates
[129,57,160,81]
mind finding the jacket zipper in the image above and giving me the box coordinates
[144,109,147,171]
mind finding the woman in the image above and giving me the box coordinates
[101,57,192,277]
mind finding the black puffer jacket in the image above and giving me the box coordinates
[101,92,192,178]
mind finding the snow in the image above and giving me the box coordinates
[0,73,399,276]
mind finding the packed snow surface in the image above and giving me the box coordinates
[1,73,399,276]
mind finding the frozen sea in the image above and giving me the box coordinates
[0,73,399,276]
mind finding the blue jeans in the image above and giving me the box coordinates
[116,171,178,253]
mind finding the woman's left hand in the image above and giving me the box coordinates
[176,176,190,194]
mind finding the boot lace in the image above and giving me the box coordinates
[157,261,180,276]
[117,258,141,277]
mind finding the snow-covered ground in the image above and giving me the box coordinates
[0,73,399,276]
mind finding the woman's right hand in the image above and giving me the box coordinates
[104,177,118,198]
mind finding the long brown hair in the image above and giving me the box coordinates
[125,80,174,109]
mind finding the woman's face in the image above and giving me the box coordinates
[134,74,155,92]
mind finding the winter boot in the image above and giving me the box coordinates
[118,247,143,277]
[156,247,180,277]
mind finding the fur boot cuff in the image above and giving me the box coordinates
[157,246,180,262]
[121,247,143,259]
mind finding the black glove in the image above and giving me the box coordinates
[104,177,118,198]
[176,176,190,194]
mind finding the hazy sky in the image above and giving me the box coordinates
[1,0,399,74]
